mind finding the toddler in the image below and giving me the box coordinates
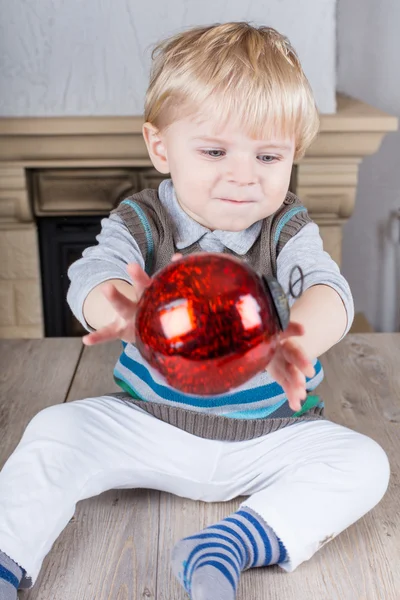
[0,22,389,600]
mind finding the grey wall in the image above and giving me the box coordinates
[0,0,337,116]
[338,0,400,331]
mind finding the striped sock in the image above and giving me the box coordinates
[171,507,287,600]
[0,550,23,600]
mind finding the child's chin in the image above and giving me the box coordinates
[215,218,255,232]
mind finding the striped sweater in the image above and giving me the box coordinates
[67,180,354,441]
[114,341,325,419]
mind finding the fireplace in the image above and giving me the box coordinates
[31,165,167,337]
[0,95,397,338]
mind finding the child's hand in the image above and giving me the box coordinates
[266,322,315,412]
[82,254,183,346]
[82,263,151,346]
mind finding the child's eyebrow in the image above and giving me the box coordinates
[191,136,227,144]
[191,136,292,151]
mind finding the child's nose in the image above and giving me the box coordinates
[226,156,257,186]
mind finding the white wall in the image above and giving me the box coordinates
[0,0,337,116]
[338,0,400,331]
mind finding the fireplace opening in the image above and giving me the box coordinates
[37,215,107,337]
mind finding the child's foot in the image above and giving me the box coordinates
[0,550,23,600]
[171,507,287,600]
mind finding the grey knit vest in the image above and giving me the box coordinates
[110,188,325,441]
[112,189,311,277]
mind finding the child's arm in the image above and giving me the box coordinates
[266,220,354,411]
[289,283,347,360]
[67,214,146,334]
[81,264,150,345]
[276,220,354,347]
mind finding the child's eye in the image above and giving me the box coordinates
[258,155,277,163]
[201,149,225,158]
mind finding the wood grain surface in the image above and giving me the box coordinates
[0,335,398,599]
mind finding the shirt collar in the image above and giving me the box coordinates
[158,179,262,256]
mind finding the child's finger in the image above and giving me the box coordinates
[271,362,301,402]
[287,394,303,412]
[268,361,287,387]
[126,263,151,294]
[282,342,315,378]
[280,321,304,340]
[287,363,306,390]
[285,385,303,412]
[286,365,307,410]
[102,284,138,321]
[82,322,121,345]
[171,253,183,262]
[286,393,306,413]
[268,359,305,411]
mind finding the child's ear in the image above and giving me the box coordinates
[142,123,170,174]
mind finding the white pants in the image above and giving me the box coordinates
[0,394,390,586]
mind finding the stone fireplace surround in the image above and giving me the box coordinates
[0,94,397,338]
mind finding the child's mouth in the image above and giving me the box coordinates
[218,198,254,204]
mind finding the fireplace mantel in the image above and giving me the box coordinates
[0,93,397,338]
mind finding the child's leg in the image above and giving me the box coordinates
[172,419,390,599]
[0,394,226,594]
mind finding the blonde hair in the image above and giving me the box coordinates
[145,22,319,160]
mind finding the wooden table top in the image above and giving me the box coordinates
[1,334,399,600]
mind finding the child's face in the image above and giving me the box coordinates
[144,113,295,232]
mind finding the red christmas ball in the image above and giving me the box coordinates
[135,253,289,395]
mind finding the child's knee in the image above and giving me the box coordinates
[24,403,83,444]
[350,433,390,503]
